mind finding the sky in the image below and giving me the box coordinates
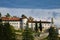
[0,0,60,27]
[0,0,60,9]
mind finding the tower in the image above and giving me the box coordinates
[51,18,54,27]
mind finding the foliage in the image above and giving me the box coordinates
[28,16,34,21]
[22,24,34,40]
[39,20,42,32]
[0,12,1,17]
[21,14,27,18]
[35,23,38,32]
[0,23,3,40]
[5,13,11,17]
[47,26,58,40]
[0,22,16,40]
[0,18,2,22]
[14,30,23,32]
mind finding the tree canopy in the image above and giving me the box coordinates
[35,23,38,32]
[5,13,11,17]
[28,16,34,21]
[21,14,27,18]
[48,26,58,40]
[0,22,16,40]
[0,12,1,17]
[22,23,34,40]
[39,20,42,32]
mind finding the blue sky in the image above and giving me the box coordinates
[0,0,60,9]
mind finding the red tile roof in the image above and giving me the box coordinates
[1,17,51,23]
[1,17,20,21]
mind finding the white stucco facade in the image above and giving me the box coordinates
[2,20,51,30]
[28,22,51,31]
[9,21,20,30]
[1,17,52,30]
[21,18,28,29]
[2,21,20,30]
[42,23,51,30]
[58,29,60,35]
[28,23,35,30]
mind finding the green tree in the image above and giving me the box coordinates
[22,23,34,40]
[0,22,3,40]
[0,12,1,17]
[39,20,42,32]
[21,14,27,18]
[28,16,34,21]
[5,13,11,17]
[0,18,3,40]
[48,26,58,40]
[0,22,16,40]
[0,17,2,22]
[35,23,38,32]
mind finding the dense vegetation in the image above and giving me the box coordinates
[0,13,60,40]
[47,26,58,40]
[0,19,16,40]
[22,23,34,40]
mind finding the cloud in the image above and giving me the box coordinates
[0,8,60,27]
[0,8,60,17]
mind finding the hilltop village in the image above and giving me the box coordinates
[0,13,60,40]
[0,13,53,32]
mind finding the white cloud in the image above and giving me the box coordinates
[0,7,60,27]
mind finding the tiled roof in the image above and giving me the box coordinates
[1,17,20,21]
[1,17,51,23]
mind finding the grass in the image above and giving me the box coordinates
[14,30,23,32]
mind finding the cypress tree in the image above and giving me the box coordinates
[22,23,34,40]
[0,12,1,17]
[5,13,11,17]
[48,26,58,40]
[21,14,27,18]
[0,22,3,40]
[35,23,38,32]
[39,20,42,32]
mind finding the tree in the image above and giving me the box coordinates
[0,18,3,40]
[0,22,16,40]
[0,22,3,40]
[28,16,34,21]
[0,17,2,22]
[21,14,27,18]
[48,26,58,40]
[5,13,11,17]
[22,23,34,40]
[39,20,42,32]
[35,23,38,32]
[0,13,2,17]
